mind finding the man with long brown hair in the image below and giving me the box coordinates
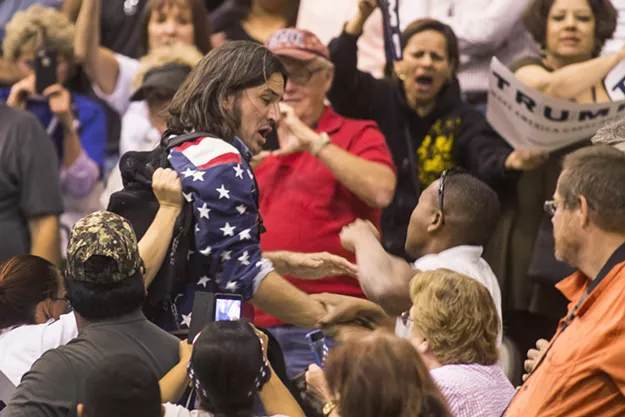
[163,41,385,335]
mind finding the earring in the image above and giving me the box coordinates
[398,73,406,81]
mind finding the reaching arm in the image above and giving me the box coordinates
[159,340,192,404]
[73,0,120,95]
[259,362,306,417]
[340,220,415,316]
[515,50,625,100]
[140,168,184,288]
[62,0,83,21]
[29,215,61,268]
[263,251,358,280]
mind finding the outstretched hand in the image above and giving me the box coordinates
[281,251,358,279]
[313,292,393,330]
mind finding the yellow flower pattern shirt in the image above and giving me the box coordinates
[416,117,462,186]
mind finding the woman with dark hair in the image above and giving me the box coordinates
[306,331,451,417]
[210,0,299,46]
[0,255,77,386]
[493,0,622,318]
[162,321,305,417]
[74,0,211,117]
[327,0,546,259]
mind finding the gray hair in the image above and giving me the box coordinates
[592,120,625,153]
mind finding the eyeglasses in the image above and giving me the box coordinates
[49,294,71,313]
[286,67,324,85]
[438,167,464,225]
[544,200,558,216]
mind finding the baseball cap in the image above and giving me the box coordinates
[266,28,329,61]
[130,62,192,102]
[66,211,142,284]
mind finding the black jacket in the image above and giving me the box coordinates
[328,30,515,258]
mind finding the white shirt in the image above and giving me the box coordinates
[162,403,289,417]
[396,246,503,345]
[94,53,140,116]
[0,313,78,386]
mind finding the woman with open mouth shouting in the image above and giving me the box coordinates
[327,0,546,260]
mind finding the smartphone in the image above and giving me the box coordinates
[34,48,57,94]
[305,330,329,368]
[214,294,242,322]
[188,291,215,344]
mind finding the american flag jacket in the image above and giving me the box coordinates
[161,135,274,331]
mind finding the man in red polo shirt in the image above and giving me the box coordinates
[254,28,396,378]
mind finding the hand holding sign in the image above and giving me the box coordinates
[504,148,549,171]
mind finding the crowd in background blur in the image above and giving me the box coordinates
[1,0,625,416]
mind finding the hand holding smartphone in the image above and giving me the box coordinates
[34,48,58,95]
[306,330,329,368]
[188,292,243,344]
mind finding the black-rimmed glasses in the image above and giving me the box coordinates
[438,167,464,225]
[544,200,557,216]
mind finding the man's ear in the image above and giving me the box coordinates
[77,404,86,417]
[579,195,590,228]
[427,211,444,233]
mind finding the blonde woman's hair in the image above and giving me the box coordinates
[132,43,204,91]
[409,269,500,366]
[2,5,75,63]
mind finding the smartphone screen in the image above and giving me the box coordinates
[214,294,242,321]
[305,330,329,367]
[34,48,57,94]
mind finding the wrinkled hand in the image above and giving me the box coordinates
[283,252,358,279]
[505,148,548,171]
[274,103,319,157]
[339,219,380,253]
[43,84,74,127]
[522,338,549,381]
[305,365,333,404]
[152,168,183,212]
[179,340,193,364]
[6,75,35,109]
[313,292,393,330]
[250,150,271,170]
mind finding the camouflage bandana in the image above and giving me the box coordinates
[66,211,142,283]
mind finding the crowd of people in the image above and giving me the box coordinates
[1,0,625,416]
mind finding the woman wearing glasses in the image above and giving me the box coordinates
[328,0,546,259]
[0,255,77,387]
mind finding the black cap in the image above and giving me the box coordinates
[130,62,192,102]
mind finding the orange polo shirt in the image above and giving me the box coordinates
[504,250,625,416]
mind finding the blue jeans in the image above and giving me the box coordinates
[267,325,335,379]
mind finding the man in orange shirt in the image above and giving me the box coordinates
[504,143,625,417]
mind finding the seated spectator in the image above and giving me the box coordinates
[74,0,210,117]
[162,321,305,417]
[337,171,504,344]
[305,331,452,417]
[408,269,515,417]
[0,255,75,386]
[329,3,545,259]
[101,44,203,208]
[0,102,62,265]
[211,0,298,46]
[492,0,621,319]
[0,168,184,388]
[505,145,625,416]
[253,28,396,378]
[77,354,162,417]
[3,210,180,417]
[1,5,107,204]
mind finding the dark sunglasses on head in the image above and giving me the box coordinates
[437,167,465,225]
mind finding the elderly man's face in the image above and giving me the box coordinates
[280,56,333,126]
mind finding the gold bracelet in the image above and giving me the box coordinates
[322,399,336,417]
[310,132,331,157]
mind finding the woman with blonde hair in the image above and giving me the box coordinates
[1,5,107,210]
[407,269,515,417]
